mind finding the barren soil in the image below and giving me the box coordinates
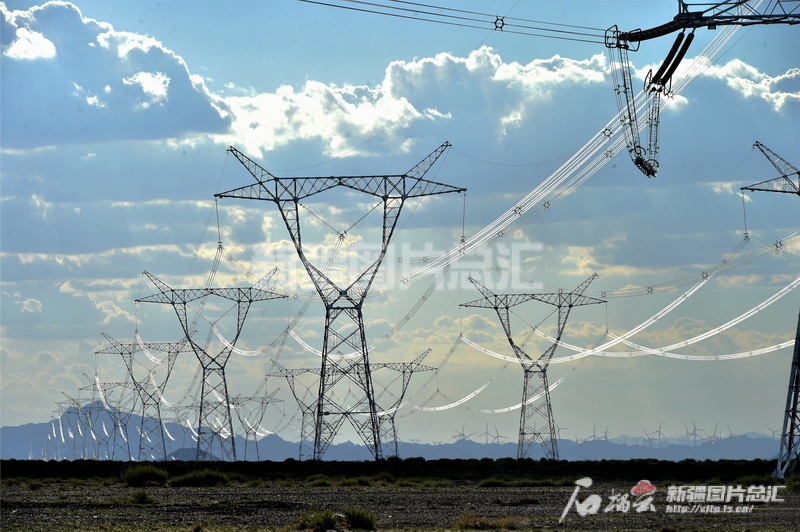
[2,479,798,530]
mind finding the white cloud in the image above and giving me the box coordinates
[700,59,800,112]
[1,2,230,149]
[218,46,609,157]
[19,298,43,313]
[29,193,50,219]
[122,71,170,109]
[3,27,55,60]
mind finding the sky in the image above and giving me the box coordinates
[1,0,798,451]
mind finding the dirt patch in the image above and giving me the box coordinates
[2,479,797,530]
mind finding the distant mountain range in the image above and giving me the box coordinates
[0,403,781,462]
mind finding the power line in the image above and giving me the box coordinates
[386,0,605,32]
[294,0,606,44]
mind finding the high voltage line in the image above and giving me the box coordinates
[294,0,608,44]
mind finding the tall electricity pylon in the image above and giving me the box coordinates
[79,374,137,460]
[741,141,800,196]
[96,333,192,460]
[217,142,465,460]
[372,349,435,457]
[230,382,282,461]
[605,1,800,177]
[462,274,604,459]
[137,268,286,461]
[741,141,800,480]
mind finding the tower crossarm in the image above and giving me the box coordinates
[527,292,607,309]
[754,141,800,177]
[741,177,800,195]
[218,143,464,204]
[620,1,800,42]
[136,271,287,305]
[741,141,800,196]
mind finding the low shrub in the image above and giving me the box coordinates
[122,464,168,487]
[733,473,780,486]
[27,480,44,491]
[306,474,332,487]
[452,511,526,530]
[295,509,338,531]
[170,469,229,487]
[131,489,156,504]
[784,473,800,492]
[342,507,376,530]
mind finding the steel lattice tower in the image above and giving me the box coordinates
[137,268,286,461]
[740,140,800,480]
[79,374,137,460]
[372,350,435,457]
[462,274,604,459]
[217,142,465,460]
[96,333,192,460]
[271,349,433,459]
[230,384,282,461]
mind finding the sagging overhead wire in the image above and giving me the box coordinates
[295,0,607,44]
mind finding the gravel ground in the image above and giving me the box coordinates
[2,479,798,530]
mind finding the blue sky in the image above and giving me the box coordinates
[1,0,798,449]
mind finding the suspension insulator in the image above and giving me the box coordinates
[651,32,685,86]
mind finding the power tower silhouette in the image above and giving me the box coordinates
[271,349,434,459]
[741,141,800,196]
[372,350,435,456]
[136,268,286,461]
[605,1,800,177]
[96,332,191,460]
[217,142,465,460]
[461,274,604,459]
[79,373,137,460]
[58,393,102,459]
[229,382,282,461]
[740,140,800,480]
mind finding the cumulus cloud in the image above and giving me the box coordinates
[19,298,43,313]
[217,46,609,158]
[0,1,230,149]
[3,26,55,60]
[700,59,800,113]
[707,181,752,200]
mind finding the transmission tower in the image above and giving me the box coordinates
[741,141,800,196]
[606,1,800,177]
[230,382,282,461]
[96,333,192,460]
[216,142,465,460]
[269,363,319,460]
[461,274,604,459]
[372,349,435,456]
[136,268,286,461]
[79,373,138,460]
[57,394,103,459]
[739,141,800,480]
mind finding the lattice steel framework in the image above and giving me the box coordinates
[372,349,435,457]
[230,382,282,461]
[741,141,800,196]
[462,274,604,459]
[605,1,800,177]
[79,374,137,460]
[57,394,103,460]
[775,310,800,480]
[271,349,434,459]
[136,269,286,461]
[217,142,465,460]
[96,333,192,460]
[740,141,800,480]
